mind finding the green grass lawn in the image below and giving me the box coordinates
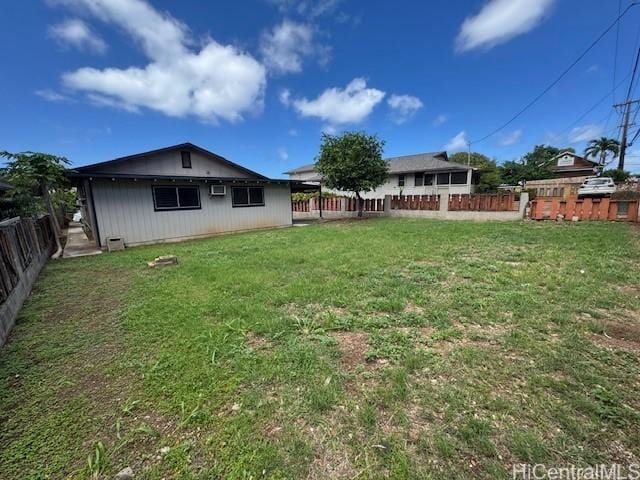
[1,218,640,479]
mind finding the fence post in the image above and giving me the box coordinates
[519,192,529,216]
[440,189,449,213]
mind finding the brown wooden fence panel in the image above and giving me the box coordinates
[529,198,639,222]
[391,195,439,210]
[449,193,515,212]
[292,200,309,212]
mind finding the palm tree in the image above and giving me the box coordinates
[584,137,620,167]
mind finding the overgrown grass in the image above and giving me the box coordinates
[1,218,639,479]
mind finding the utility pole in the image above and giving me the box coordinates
[614,98,640,170]
[466,141,471,166]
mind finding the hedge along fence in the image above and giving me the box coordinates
[448,193,516,212]
[390,195,440,211]
[0,216,56,346]
[529,197,639,222]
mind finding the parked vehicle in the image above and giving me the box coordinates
[577,177,616,197]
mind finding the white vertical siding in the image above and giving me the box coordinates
[92,179,292,246]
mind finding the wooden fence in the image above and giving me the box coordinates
[345,198,385,212]
[292,200,309,212]
[0,217,54,303]
[293,197,385,213]
[529,197,639,222]
[448,193,516,212]
[1,216,56,346]
[390,195,440,211]
[312,197,343,211]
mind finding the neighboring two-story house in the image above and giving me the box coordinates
[285,151,476,198]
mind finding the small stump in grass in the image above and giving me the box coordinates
[148,255,178,268]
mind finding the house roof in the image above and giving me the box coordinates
[284,151,471,176]
[551,151,599,166]
[73,142,269,179]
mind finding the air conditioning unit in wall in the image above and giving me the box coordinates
[210,184,226,196]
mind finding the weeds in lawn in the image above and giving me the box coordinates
[86,441,106,479]
[1,219,640,479]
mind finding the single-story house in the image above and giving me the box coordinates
[525,151,600,198]
[285,151,477,198]
[70,143,297,248]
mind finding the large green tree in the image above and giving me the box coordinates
[315,132,388,217]
[584,137,620,167]
[0,151,72,257]
[501,145,572,185]
[450,152,501,192]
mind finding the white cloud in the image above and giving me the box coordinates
[35,89,68,102]
[52,0,266,123]
[568,124,604,144]
[432,114,448,127]
[277,147,289,161]
[260,20,317,74]
[456,0,555,53]
[279,88,292,106]
[292,78,385,125]
[49,18,107,53]
[498,129,523,147]
[444,131,469,152]
[387,94,423,124]
[269,0,341,19]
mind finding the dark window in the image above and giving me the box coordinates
[437,173,450,185]
[154,187,178,209]
[424,174,434,186]
[181,151,192,168]
[153,186,200,210]
[398,174,405,187]
[415,172,424,187]
[451,171,468,185]
[232,186,264,207]
[249,187,264,205]
[178,187,199,207]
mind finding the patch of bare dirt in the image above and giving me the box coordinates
[245,332,272,352]
[618,285,640,297]
[593,320,640,352]
[329,331,369,369]
[303,414,358,480]
[403,302,425,315]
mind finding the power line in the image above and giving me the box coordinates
[470,1,640,146]
[559,71,632,138]
[613,0,622,105]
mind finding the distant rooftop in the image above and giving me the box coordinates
[284,151,472,176]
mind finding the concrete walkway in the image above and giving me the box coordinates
[63,225,102,258]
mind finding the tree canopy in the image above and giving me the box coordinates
[500,145,572,185]
[0,151,71,218]
[450,152,501,192]
[315,132,388,216]
[584,137,620,167]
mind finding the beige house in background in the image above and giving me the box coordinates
[285,151,477,198]
[525,151,600,198]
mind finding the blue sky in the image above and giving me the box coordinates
[1,0,640,176]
